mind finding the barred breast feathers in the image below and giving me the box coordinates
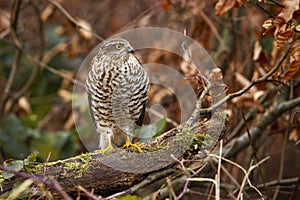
[87,46,149,128]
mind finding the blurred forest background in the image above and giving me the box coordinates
[0,0,299,199]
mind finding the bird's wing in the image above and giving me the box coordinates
[127,56,149,128]
[136,103,146,127]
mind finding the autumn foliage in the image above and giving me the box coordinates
[0,0,299,199]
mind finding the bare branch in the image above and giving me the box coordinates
[0,0,23,119]
[48,0,104,41]
[0,165,73,200]
[224,89,300,158]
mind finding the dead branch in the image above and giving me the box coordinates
[223,86,300,158]
[0,102,228,198]
[0,0,23,119]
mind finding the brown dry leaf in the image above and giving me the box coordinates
[215,0,237,16]
[253,90,265,102]
[231,93,254,108]
[210,68,223,84]
[55,25,66,35]
[273,17,286,35]
[289,40,300,65]
[180,51,198,77]
[0,11,10,33]
[77,18,93,40]
[67,35,81,57]
[262,17,286,37]
[58,89,72,103]
[263,17,295,48]
[253,41,269,70]
[235,72,257,93]
[271,42,284,67]
[262,18,275,33]
[237,0,249,6]
[63,113,75,130]
[278,0,300,22]
[253,40,263,61]
[289,128,298,141]
[215,0,248,15]
[262,17,285,35]
[42,42,67,64]
[41,4,55,22]
[161,0,171,11]
[275,24,294,48]
[209,68,226,102]
[284,40,300,83]
[18,96,32,115]
[293,111,300,125]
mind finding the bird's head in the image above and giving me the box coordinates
[98,38,134,61]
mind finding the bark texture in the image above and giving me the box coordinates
[0,108,228,197]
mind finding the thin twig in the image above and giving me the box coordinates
[239,104,265,186]
[6,0,46,113]
[0,164,73,200]
[255,177,299,189]
[209,154,269,199]
[119,2,161,31]
[218,164,241,197]
[181,41,214,110]
[146,107,179,127]
[43,152,51,176]
[272,125,288,200]
[106,168,174,199]
[223,94,300,158]
[202,44,291,113]
[171,154,208,200]
[229,88,273,141]
[166,177,177,200]
[216,140,222,200]
[0,0,23,119]
[198,9,229,61]
[48,0,104,41]
[77,185,102,200]
[29,56,85,88]
[198,10,224,47]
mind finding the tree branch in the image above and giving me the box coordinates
[0,104,228,198]
[223,86,300,158]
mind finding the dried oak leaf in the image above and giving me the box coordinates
[284,40,300,83]
[262,17,285,35]
[0,10,10,34]
[253,41,268,68]
[209,68,226,102]
[278,0,300,22]
[77,18,93,40]
[161,0,171,10]
[215,0,238,16]
[41,4,55,22]
[262,17,295,48]
[289,128,298,142]
[275,24,295,48]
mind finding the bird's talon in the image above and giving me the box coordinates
[95,143,114,155]
[123,140,143,153]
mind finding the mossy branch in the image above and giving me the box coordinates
[0,108,228,198]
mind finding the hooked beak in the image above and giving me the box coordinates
[127,46,134,53]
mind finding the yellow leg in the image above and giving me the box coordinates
[123,134,143,153]
[96,140,114,155]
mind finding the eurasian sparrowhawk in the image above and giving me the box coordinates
[86,38,149,153]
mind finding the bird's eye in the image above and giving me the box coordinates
[115,44,123,50]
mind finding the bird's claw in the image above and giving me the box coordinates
[123,140,143,153]
[96,143,114,155]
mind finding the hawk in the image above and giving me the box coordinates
[86,38,149,153]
